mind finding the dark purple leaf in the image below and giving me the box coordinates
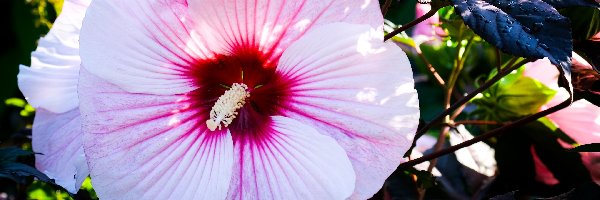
[452,0,573,87]
[0,162,53,183]
[0,147,34,162]
[541,0,600,8]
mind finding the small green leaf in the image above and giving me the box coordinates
[27,180,72,200]
[471,67,557,121]
[568,143,600,152]
[81,177,98,199]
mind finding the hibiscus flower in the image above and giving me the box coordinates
[524,55,600,185]
[16,0,91,193]
[78,0,419,199]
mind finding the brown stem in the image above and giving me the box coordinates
[409,39,466,100]
[418,36,470,198]
[454,120,503,126]
[404,58,532,157]
[384,7,439,41]
[415,46,446,87]
[450,103,467,120]
[398,96,572,169]
[495,48,502,72]
[381,0,392,17]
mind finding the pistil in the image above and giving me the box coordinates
[205,83,250,131]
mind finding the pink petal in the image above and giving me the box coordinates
[276,23,419,199]
[188,0,384,61]
[412,3,444,44]
[78,68,233,199]
[531,146,559,185]
[523,58,560,89]
[32,109,88,193]
[17,0,89,113]
[525,57,600,184]
[525,58,600,144]
[581,152,600,185]
[548,100,600,144]
[80,0,212,95]
[227,116,355,199]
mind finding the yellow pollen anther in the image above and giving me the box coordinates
[206,83,250,131]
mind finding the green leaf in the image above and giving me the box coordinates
[27,180,73,200]
[438,7,477,42]
[80,177,98,199]
[470,68,557,121]
[568,143,600,152]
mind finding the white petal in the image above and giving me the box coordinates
[277,23,419,199]
[80,0,213,95]
[188,0,384,60]
[17,0,89,113]
[227,116,355,199]
[78,68,232,199]
[32,108,88,193]
[449,125,496,177]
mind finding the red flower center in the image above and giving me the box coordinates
[188,47,292,141]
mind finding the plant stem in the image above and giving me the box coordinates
[454,120,503,126]
[415,46,446,87]
[404,58,532,157]
[381,0,392,17]
[418,36,474,199]
[495,48,502,72]
[384,7,439,41]
[398,96,572,169]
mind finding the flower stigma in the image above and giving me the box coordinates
[206,83,251,131]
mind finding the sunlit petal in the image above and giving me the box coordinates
[32,109,88,193]
[17,0,90,113]
[227,116,355,199]
[78,68,233,199]
[188,0,383,61]
[277,23,419,199]
[80,0,210,95]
